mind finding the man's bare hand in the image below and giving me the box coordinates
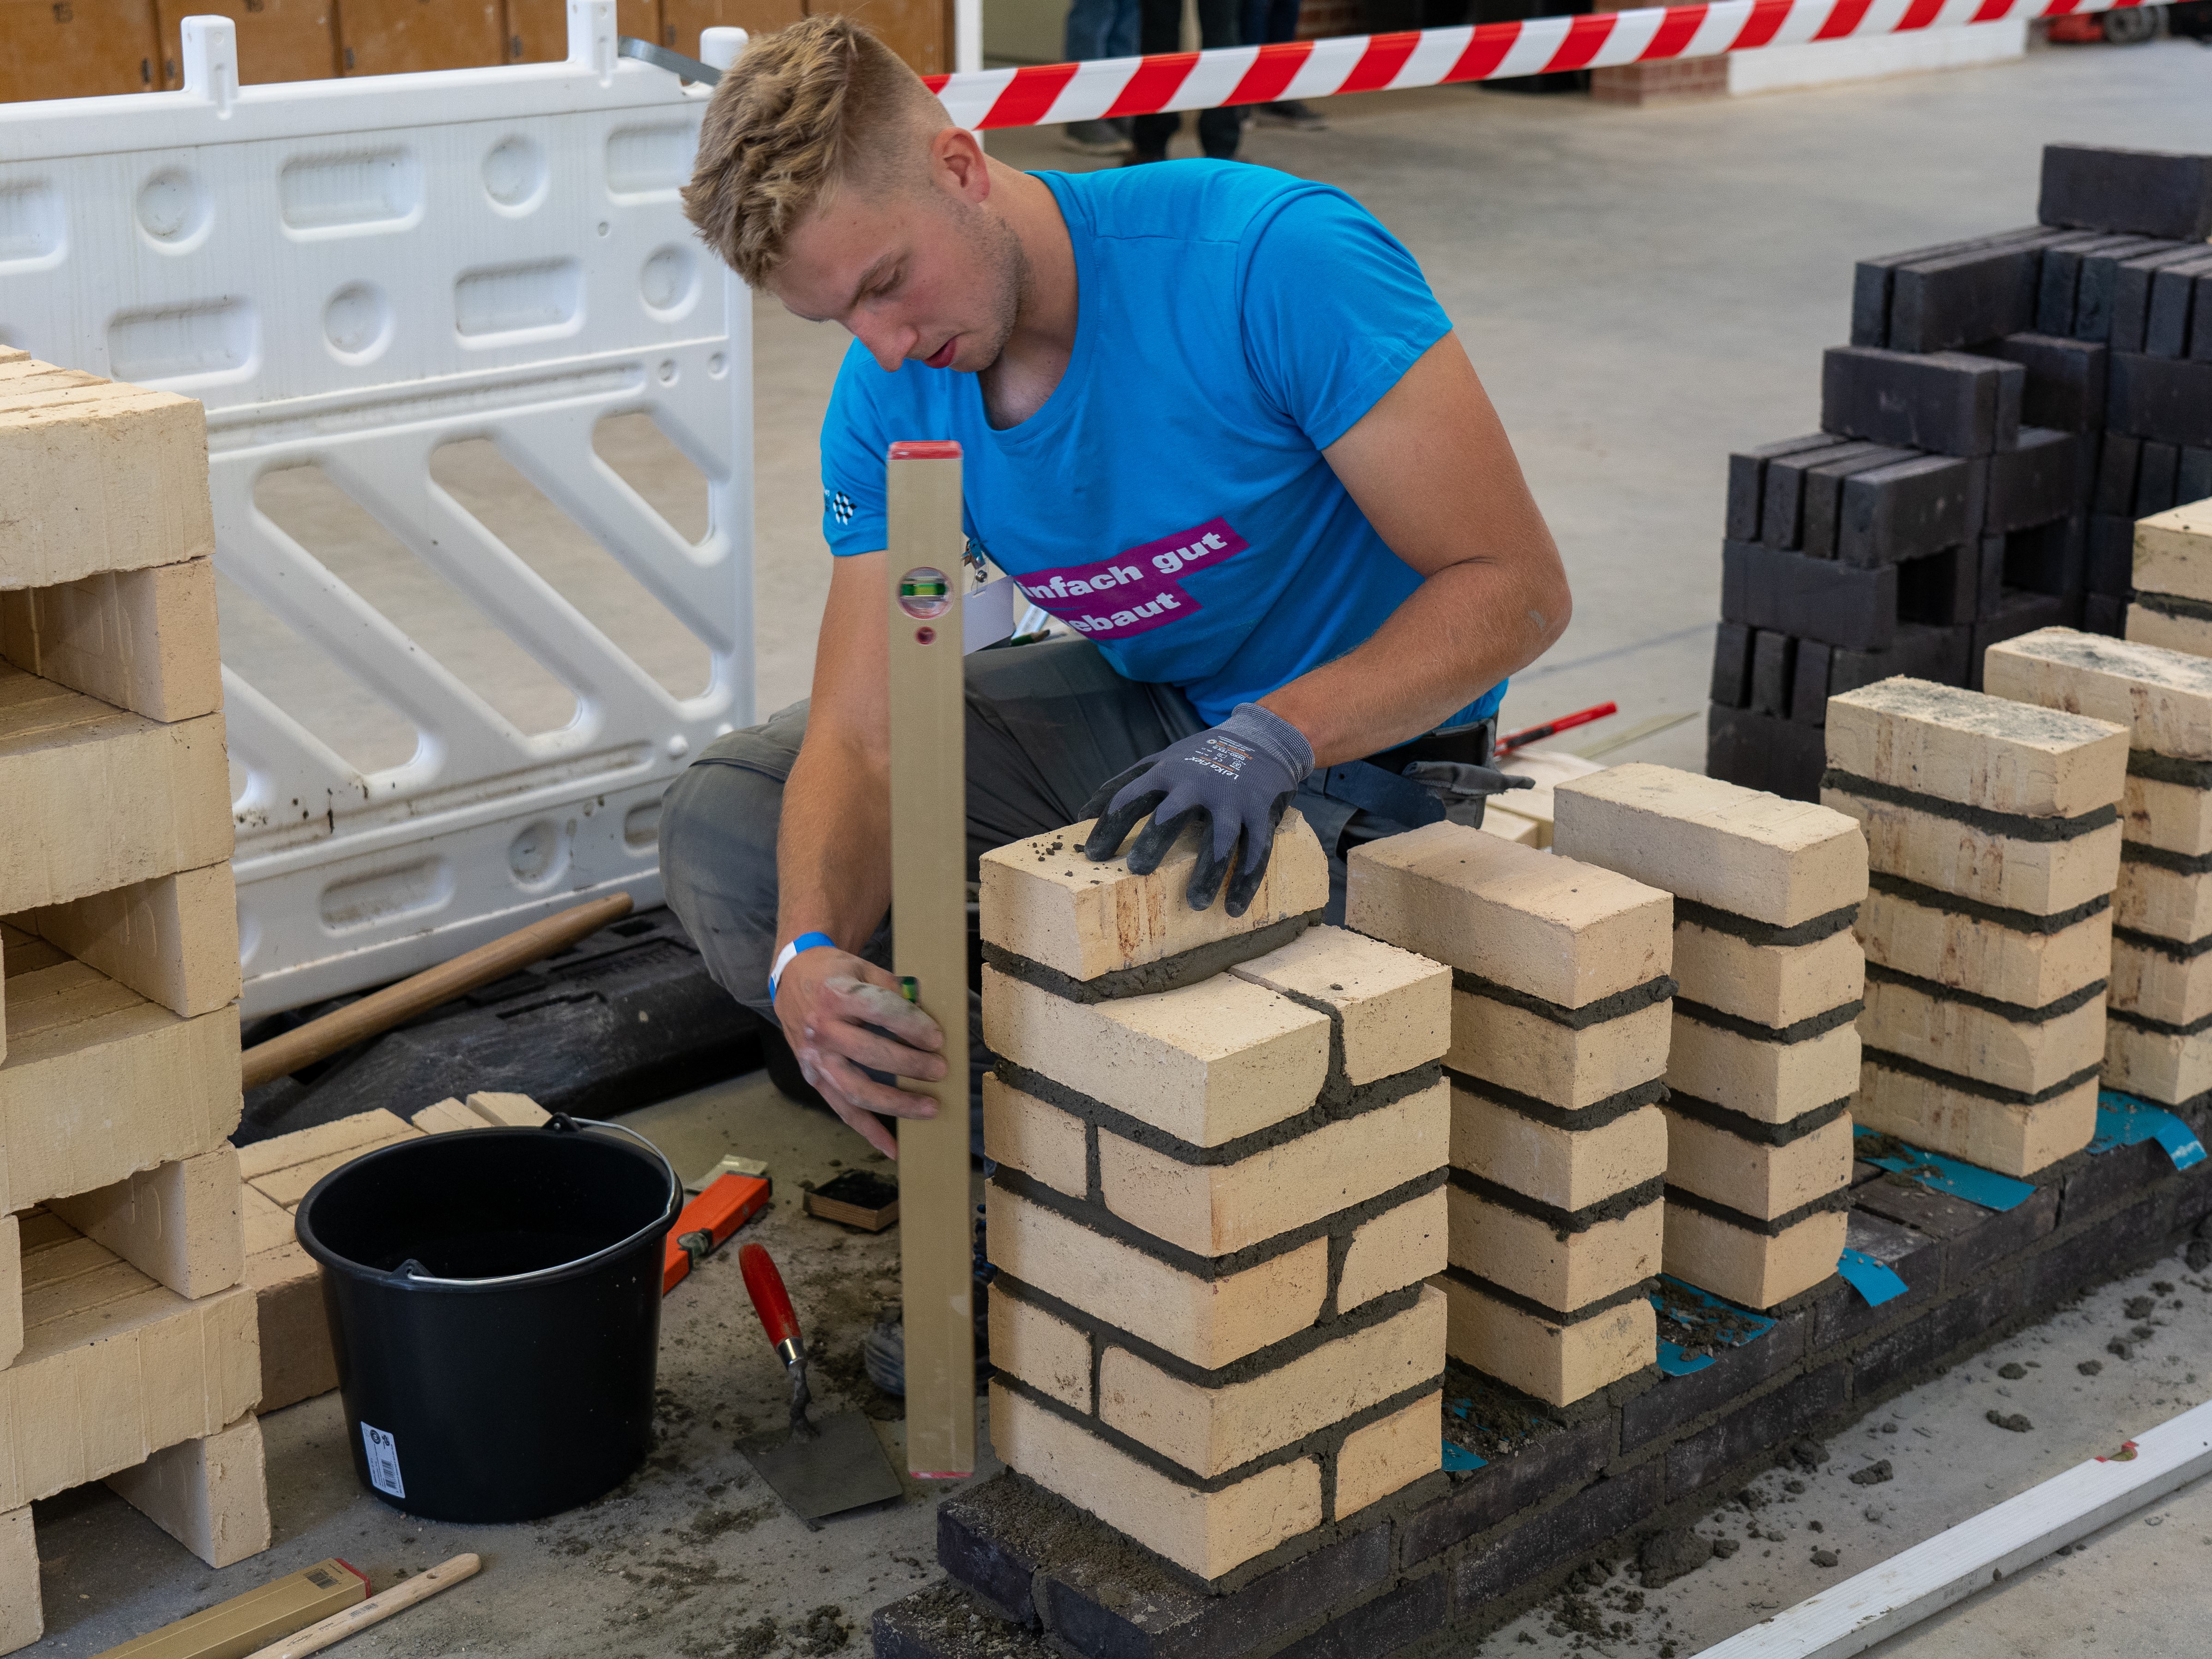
[775,948,946,1158]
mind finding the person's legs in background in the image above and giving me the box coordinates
[1132,0,1245,161]
[1245,0,1328,129]
[1062,0,1142,155]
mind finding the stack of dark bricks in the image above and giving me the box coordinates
[1711,142,2212,802]
[878,1080,2212,1659]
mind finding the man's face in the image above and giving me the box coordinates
[771,163,1025,376]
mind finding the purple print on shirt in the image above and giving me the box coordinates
[1010,517,1248,641]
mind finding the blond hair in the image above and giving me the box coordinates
[683,16,945,288]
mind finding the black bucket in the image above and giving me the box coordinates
[296,1115,682,1523]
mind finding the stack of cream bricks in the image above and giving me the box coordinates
[1982,629,2212,1121]
[0,348,266,1649]
[977,813,1453,1583]
[1822,677,2128,1176]
[1347,822,1675,1407]
[1552,766,1870,1311]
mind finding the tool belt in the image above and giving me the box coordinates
[1304,716,1502,854]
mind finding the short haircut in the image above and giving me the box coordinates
[683,15,946,289]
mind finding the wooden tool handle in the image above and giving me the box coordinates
[241,1553,480,1659]
[739,1242,803,1352]
[240,894,634,1090]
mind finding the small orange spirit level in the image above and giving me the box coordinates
[663,1170,773,1293]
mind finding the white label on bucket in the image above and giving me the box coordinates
[361,1423,405,1498]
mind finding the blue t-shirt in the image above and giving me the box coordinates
[819,160,1504,729]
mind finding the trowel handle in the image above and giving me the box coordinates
[739,1242,805,1368]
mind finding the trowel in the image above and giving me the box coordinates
[736,1242,905,1524]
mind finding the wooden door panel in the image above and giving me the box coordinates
[336,0,502,74]
[806,0,947,76]
[660,0,803,54]
[0,0,160,102]
[507,0,658,61]
[155,0,338,88]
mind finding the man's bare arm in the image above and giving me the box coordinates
[1261,334,1570,765]
[771,550,946,1157]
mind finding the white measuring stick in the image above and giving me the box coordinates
[240,1553,481,1659]
[1697,1397,2212,1658]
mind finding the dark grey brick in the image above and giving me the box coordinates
[1827,622,1974,696]
[2110,354,2212,449]
[1791,641,1831,728]
[1749,630,1795,719]
[2138,442,2181,518]
[1853,1179,2057,1291]
[1986,429,2085,534]
[875,1588,1058,1659]
[1400,1417,1612,1566]
[2110,249,2212,354]
[1662,1363,1848,1501]
[2146,257,2212,358]
[1994,333,2110,432]
[2002,518,2087,600]
[1273,1573,1447,1659]
[2059,1140,2172,1227]
[2181,447,2212,506]
[1897,541,1980,629]
[1823,347,2023,457]
[1838,454,1977,567]
[2041,144,2212,244]
[1620,1309,1809,1454]
[1722,541,1899,652]
[1450,1462,1665,1618]
[2085,593,2127,637]
[2095,432,2142,514]
[1813,1209,1943,1349]
[1711,621,1754,709]
[1764,440,1873,551]
[1971,590,2082,690]
[940,1490,1046,1626]
[1850,1276,2021,1397]
[1889,244,2046,354]
[1805,445,1918,560]
[2022,1197,2170,1308]
[2088,513,2136,596]
[1706,704,1825,801]
[1728,436,1835,543]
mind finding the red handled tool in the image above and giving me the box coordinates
[662,1171,772,1294]
[1495,700,1617,758]
[735,1243,903,1524]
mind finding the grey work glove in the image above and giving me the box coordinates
[1080,703,1315,915]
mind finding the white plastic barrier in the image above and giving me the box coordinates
[0,2,750,1017]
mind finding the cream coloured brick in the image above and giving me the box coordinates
[1824,679,2128,819]
[0,1503,36,1651]
[239,1183,292,1257]
[1444,1187,1661,1313]
[1449,991,1671,1111]
[106,1412,269,1570]
[1662,1109,1854,1223]
[1227,924,1449,1084]
[1667,1011,1860,1124]
[2105,1017,2212,1109]
[1857,882,2112,1008]
[1490,747,1607,848]
[0,666,233,915]
[245,1118,421,1210]
[1098,1287,1444,1477]
[979,813,1327,982]
[2134,498,2212,603]
[1333,1391,1441,1520]
[2115,858,2212,944]
[410,1098,487,1135]
[0,557,222,724]
[1337,1188,1447,1310]
[982,967,1329,1148]
[248,1240,333,1414]
[1661,1204,1846,1310]
[1348,821,1673,1009]
[0,1214,17,1371]
[1479,807,1541,847]
[983,1074,1089,1199]
[1854,1059,2097,1175]
[2111,935,2212,1028]
[1823,785,2124,917]
[1985,627,2212,762]
[0,376,215,590]
[986,1185,1327,1369]
[2123,772,2212,858]
[237,1108,417,1184]
[1674,921,1865,1031]
[462,1091,550,1128]
[14,861,239,1019]
[47,1146,244,1299]
[1553,764,1869,927]
[989,1289,1092,1413]
[1859,972,2106,1097]
[1098,1080,1447,1257]
[0,964,239,1212]
[2126,603,2212,660]
[1450,1085,1664,1212]
[989,1382,1321,1581]
[1436,1275,1655,1407]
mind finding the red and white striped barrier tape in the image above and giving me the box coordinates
[923,0,2163,128]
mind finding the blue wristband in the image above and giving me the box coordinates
[768,931,837,1003]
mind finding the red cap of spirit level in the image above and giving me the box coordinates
[888,440,963,460]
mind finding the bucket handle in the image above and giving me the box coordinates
[392,1114,685,1290]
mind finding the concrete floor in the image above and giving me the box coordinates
[40,28,2212,1659]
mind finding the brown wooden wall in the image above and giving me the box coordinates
[1,0,948,101]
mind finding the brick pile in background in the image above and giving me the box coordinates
[0,349,269,1651]
[1824,678,2128,1175]
[1983,628,2212,1116]
[2131,497,2212,656]
[1710,143,2212,800]
[976,813,1452,1585]
[1346,822,1673,1407]
[1553,765,1868,1310]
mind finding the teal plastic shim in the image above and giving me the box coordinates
[1853,1126,2036,1211]
[1838,1246,1909,1307]
[1441,1443,1486,1472]
[1651,1276,1776,1378]
[2092,1090,2207,1171]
